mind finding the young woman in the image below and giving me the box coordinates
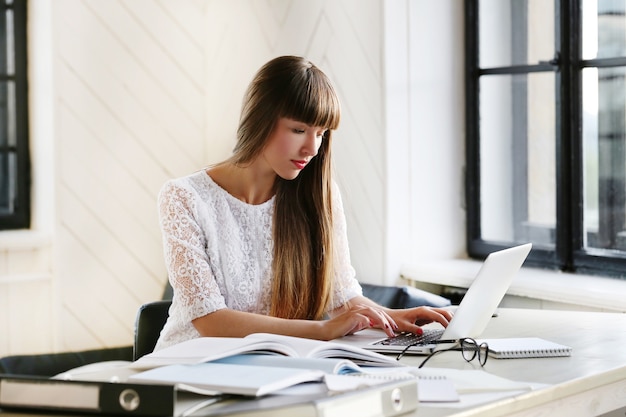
[154,56,452,351]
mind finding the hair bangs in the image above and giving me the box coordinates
[281,67,341,130]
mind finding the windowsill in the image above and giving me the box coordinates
[401,260,626,313]
[0,229,52,251]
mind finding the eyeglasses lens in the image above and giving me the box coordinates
[460,338,489,366]
[478,342,489,366]
[461,339,478,362]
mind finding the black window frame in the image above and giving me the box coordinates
[0,0,30,230]
[465,0,626,278]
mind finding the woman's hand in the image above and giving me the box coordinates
[387,306,454,335]
[325,296,454,340]
[322,303,399,340]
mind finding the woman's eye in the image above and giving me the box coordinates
[293,129,305,134]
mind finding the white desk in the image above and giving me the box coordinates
[339,308,626,417]
[2,308,625,417]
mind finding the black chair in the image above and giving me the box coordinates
[133,300,172,361]
[131,283,451,361]
[360,283,451,309]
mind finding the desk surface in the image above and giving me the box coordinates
[339,307,626,417]
[2,308,625,417]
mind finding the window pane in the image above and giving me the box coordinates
[479,0,555,68]
[0,80,16,216]
[0,6,6,74]
[0,82,6,147]
[0,4,11,209]
[480,72,556,245]
[0,81,15,146]
[583,66,626,251]
[0,151,14,214]
[582,0,626,60]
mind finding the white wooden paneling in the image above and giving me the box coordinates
[83,1,205,129]
[0,0,388,355]
[53,0,207,350]
[1,277,54,354]
[0,276,7,355]
[0,232,55,356]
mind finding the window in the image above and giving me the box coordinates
[0,0,29,230]
[466,0,626,277]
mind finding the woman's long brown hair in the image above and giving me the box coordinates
[229,56,341,320]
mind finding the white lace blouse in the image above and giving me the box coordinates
[154,170,362,350]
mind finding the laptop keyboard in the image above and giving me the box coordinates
[373,328,445,346]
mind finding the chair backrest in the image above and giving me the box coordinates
[133,300,172,361]
[360,283,450,309]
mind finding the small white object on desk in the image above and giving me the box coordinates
[417,376,460,402]
[477,337,572,359]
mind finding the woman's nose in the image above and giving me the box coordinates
[303,132,320,156]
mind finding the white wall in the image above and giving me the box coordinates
[407,2,465,261]
[384,0,466,280]
[0,0,466,356]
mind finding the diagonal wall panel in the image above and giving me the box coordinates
[49,0,386,351]
[53,0,207,349]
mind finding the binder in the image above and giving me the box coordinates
[0,375,178,416]
[0,374,418,417]
[184,378,419,417]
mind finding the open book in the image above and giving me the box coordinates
[131,333,404,370]
[128,361,326,397]
[129,334,409,397]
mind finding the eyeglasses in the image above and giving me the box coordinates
[396,338,489,368]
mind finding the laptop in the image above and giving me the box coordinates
[364,243,532,355]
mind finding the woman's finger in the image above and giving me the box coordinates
[353,305,396,336]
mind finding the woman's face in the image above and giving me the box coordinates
[262,117,327,180]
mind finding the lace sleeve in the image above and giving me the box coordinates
[158,180,227,323]
[330,182,363,310]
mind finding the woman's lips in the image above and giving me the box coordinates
[292,160,307,169]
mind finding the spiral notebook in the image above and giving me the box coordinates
[477,337,572,359]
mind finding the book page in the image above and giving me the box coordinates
[131,337,297,370]
[128,363,325,397]
[245,333,402,367]
[132,333,402,370]
[212,354,363,375]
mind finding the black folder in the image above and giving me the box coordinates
[1,374,418,417]
[0,375,178,416]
